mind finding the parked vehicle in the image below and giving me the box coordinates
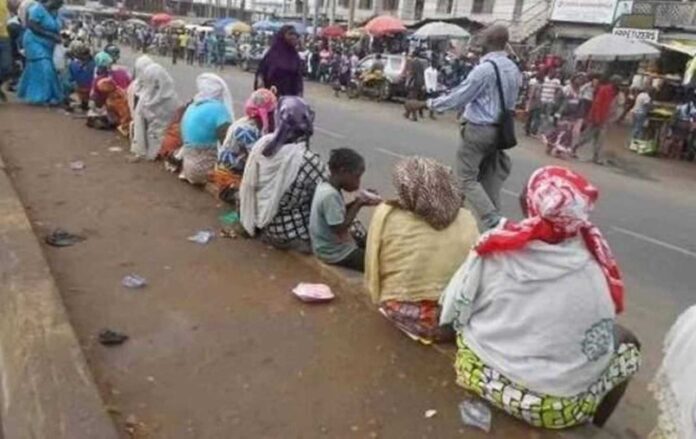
[239,46,266,72]
[353,53,408,100]
[224,38,240,65]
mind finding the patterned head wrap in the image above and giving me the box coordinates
[244,88,277,134]
[68,39,90,58]
[262,96,314,157]
[392,157,462,230]
[476,166,624,313]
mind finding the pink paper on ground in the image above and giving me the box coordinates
[292,283,335,303]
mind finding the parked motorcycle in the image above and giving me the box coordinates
[346,70,391,101]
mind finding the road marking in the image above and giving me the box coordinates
[501,187,696,258]
[610,226,696,259]
[315,126,346,140]
[376,147,406,158]
[501,188,519,198]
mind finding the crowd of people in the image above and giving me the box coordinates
[2,5,696,436]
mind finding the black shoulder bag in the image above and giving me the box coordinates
[486,60,517,150]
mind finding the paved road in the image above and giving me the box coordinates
[130,50,695,436]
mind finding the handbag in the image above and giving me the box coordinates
[486,60,517,150]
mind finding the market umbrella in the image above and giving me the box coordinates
[226,21,252,34]
[151,13,172,27]
[320,24,345,38]
[214,17,237,33]
[346,27,365,38]
[365,15,406,36]
[574,33,660,61]
[126,18,148,27]
[252,19,283,32]
[413,21,470,39]
[287,21,307,34]
[168,19,187,29]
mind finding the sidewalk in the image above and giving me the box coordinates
[0,103,624,438]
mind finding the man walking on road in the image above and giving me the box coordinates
[427,25,521,229]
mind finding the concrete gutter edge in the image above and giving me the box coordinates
[0,153,120,439]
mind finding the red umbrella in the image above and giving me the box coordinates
[365,15,406,36]
[150,13,172,26]
[320,25,346,38]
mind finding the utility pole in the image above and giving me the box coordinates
[313,0,319,36]
[348,0,355,29]
[329,0,335,25]
[301,0,308,26]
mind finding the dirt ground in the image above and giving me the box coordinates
[0,104,615,438]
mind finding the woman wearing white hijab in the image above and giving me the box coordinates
[180,73,234,184]
[649,305,696,439]
[128,55,155,156]
[132,64,180,160]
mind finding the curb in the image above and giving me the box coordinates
[0,153,120,439]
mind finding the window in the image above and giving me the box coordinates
[358,0,373,9]
[436,0,453,13]
[383,0,398,11]
[471,0,494,13]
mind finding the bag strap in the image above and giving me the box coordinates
[486,60,507,117]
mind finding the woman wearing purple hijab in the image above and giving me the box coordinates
[239,97,326,252]
[254,25,304,97]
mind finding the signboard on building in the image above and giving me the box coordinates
[612,27,660,42]
[551,0,618,24]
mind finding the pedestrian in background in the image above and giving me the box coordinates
[576,75,621,164]
[186,30,195,65]
[196,32,206,67]
[0,0,11,101]
[539,69,561,131]
[255,25,303,97]
[524,70,544,136]
[424,59,439,119]
[427,25,521,230]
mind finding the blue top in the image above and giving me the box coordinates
[309,181,357,264]
[181,100,232,149]
[23,2,61,61]
[429,51,522,125]
[68,59,95,88]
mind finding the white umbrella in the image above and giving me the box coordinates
[574,33,660,61]
[413,21,470,39]
[125,18,148,27]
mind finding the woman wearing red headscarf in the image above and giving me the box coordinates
[439,165,640,430]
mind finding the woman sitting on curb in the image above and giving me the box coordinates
[440,165,640,429]
[365,157,479,343]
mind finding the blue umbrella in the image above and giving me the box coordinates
[287,21,306,34]
[252,20,284,32]
[214,17,237,33]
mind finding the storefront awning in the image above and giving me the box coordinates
[653,40,696,57]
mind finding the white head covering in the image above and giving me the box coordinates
[132,55,155,94]
[194,73,235,120]
[650,305,696,439]
[138,63,179,120]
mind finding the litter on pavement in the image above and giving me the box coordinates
[121,274,147,289]
[108,146,123,152]
[219,210,240,225]
[98,329,129,346]
[188,229,215,244]
[44,229,86,247]
[292,283,335,303]
[69,160,85,171]
[459,398,492,433]
[424,409,438,418]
